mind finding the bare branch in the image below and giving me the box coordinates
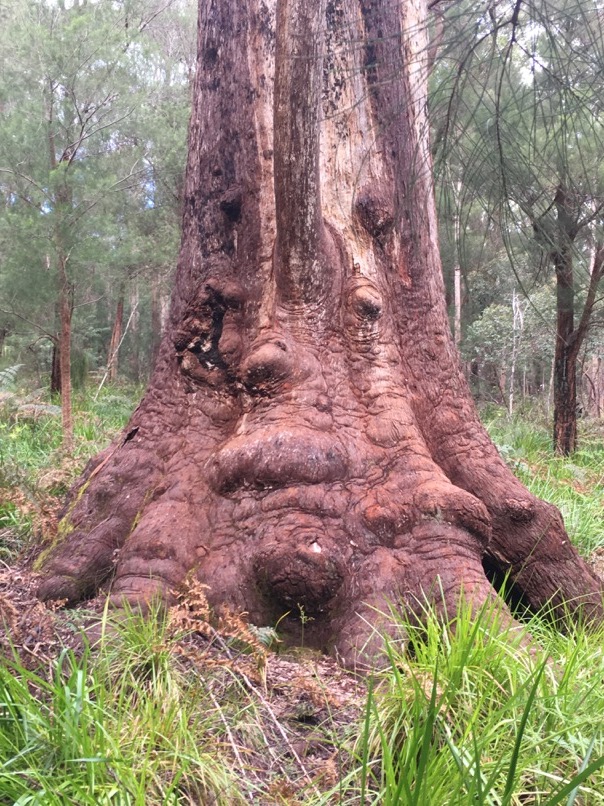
[0,306,56,342]
[137,0,177,35]
[0,169,49,200]
[572,242,604,356]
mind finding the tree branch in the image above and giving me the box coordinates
[0,169,48,200]
[571,242,604,357]
[0,307,56,342]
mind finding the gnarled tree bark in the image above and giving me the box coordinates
[36,0,602,666]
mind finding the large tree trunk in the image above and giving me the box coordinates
[552,189,578,456]
[36,0,603,666]
[553,229,604,455]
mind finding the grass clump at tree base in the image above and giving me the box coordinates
[342,600,604,805]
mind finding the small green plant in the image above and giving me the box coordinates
[0,500,33,559]
[0,364,23,392]
[297,602,315,648]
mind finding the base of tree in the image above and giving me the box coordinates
[36,337,604,668]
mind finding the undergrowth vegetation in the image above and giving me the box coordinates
[0,384,141,560]
[0,610,240,805]
[1,393,604,803]
[485,407,604,558]
[348,603,604,805]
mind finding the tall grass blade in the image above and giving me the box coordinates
[546,741,604,806]
[501,657,548,806]
[359,679,373,805]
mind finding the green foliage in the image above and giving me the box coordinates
[0,366,23,393]
[433,0,604,408]
[1,387,138,478]
[0,609,243,804]
[339,601,604,805]
[4,598,604,804]
[464,287,556,387]
[0,384,140,558]
[0,0,194,385]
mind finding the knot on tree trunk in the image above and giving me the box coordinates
[254,539,345,614]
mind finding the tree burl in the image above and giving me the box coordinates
[37,0,603,666]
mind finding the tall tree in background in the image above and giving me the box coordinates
[433,0,604,454]
[0,0,140,447]
[37,0,602,664]
[0,0,195,438]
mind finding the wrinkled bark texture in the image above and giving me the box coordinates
[37,0,602,665]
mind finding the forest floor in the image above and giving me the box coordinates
[2,387,604,804]
[0,562,367,803]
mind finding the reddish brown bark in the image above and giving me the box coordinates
[107,287,125,384]
[36,0,603,666]
[549,187,604,456]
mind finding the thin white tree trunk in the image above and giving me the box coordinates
[509,289,524,415]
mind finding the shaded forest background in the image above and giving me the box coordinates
[1,0,604,444]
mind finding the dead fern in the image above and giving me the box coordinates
[169,575,212,637]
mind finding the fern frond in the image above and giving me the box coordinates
[0,364,23,391]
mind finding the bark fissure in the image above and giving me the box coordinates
[274,0,329,304]
[36,0,603,666]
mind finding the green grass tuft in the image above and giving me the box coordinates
[0,384,141,559]
[0,605,245,805]
[333,601,604,805]
[484,407,604,557]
